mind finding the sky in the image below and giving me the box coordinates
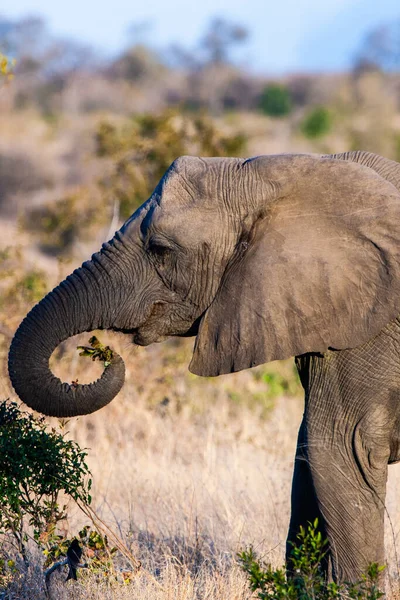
[0,0,399,74]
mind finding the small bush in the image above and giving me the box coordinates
[300,106,332,139]
[0,401,92,567]
[44,525,118,578]
[238,519,384,599]
[259,84,292,118]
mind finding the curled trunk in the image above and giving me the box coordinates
[8,260,125,417]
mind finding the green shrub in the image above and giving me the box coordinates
[259,84,292,118]
[0,401,91,567]
[300,106,332,139]
[238,519,384,599]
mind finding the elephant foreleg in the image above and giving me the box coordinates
[286,419,329,576]
[287,411,389,583]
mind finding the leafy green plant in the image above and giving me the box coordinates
[77,526,118,578]
[0,401,92,566]
[77,335,114,368]
[238,519,384,599]
[96,109,247,218]
[300,106,332,139]
[259,84,292,117]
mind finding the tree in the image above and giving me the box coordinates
[108,45,164,82]
[0,15,95,78]
[200,17,248,66]
[0,15,47,68]
[355,19,400,72]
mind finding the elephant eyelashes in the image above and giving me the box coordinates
[148,242,172,264]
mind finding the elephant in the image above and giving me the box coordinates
[8,150,400,583]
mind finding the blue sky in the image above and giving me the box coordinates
[1,0,399,73]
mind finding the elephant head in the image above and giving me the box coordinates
[9,152,400,417]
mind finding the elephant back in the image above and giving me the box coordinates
[327,150,400,192]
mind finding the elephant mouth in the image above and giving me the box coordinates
[131,328,167,346]
[130,314,202,346]
[116,302,203,346]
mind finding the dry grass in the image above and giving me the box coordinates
[2,334,400,598]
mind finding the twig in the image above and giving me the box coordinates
[76,500,165,591]
[44,557,87,591]
[105,199,120,240]
[44,557,68,582]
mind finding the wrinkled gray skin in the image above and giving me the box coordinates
[9,151,400,582]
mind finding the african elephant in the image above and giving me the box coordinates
[8,150,400,582]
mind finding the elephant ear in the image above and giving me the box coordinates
[190,153,400,377]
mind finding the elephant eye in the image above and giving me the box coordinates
[149,241,172,262]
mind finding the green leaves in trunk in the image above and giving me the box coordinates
[77,336,114,368]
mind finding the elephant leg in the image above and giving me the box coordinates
[288,350,395,583]
[308,421,388,582]
[287,406,389,582]
[286,419,329,576]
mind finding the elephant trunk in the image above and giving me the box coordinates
[8,254,126,417]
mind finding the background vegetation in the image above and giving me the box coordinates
[1,12,400,599]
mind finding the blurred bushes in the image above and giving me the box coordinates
[21,189,103,255]
[226,360,301,419]
[0,52,14,81]
[259,84,292,117]
[0,247,49,339]
[300,106,332,139]
[0,247,48,304]
[253,361,301,400]
[96,110,247,219]
[19,110,247,253]
[108,44,165,83]
[0,151,51,213]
